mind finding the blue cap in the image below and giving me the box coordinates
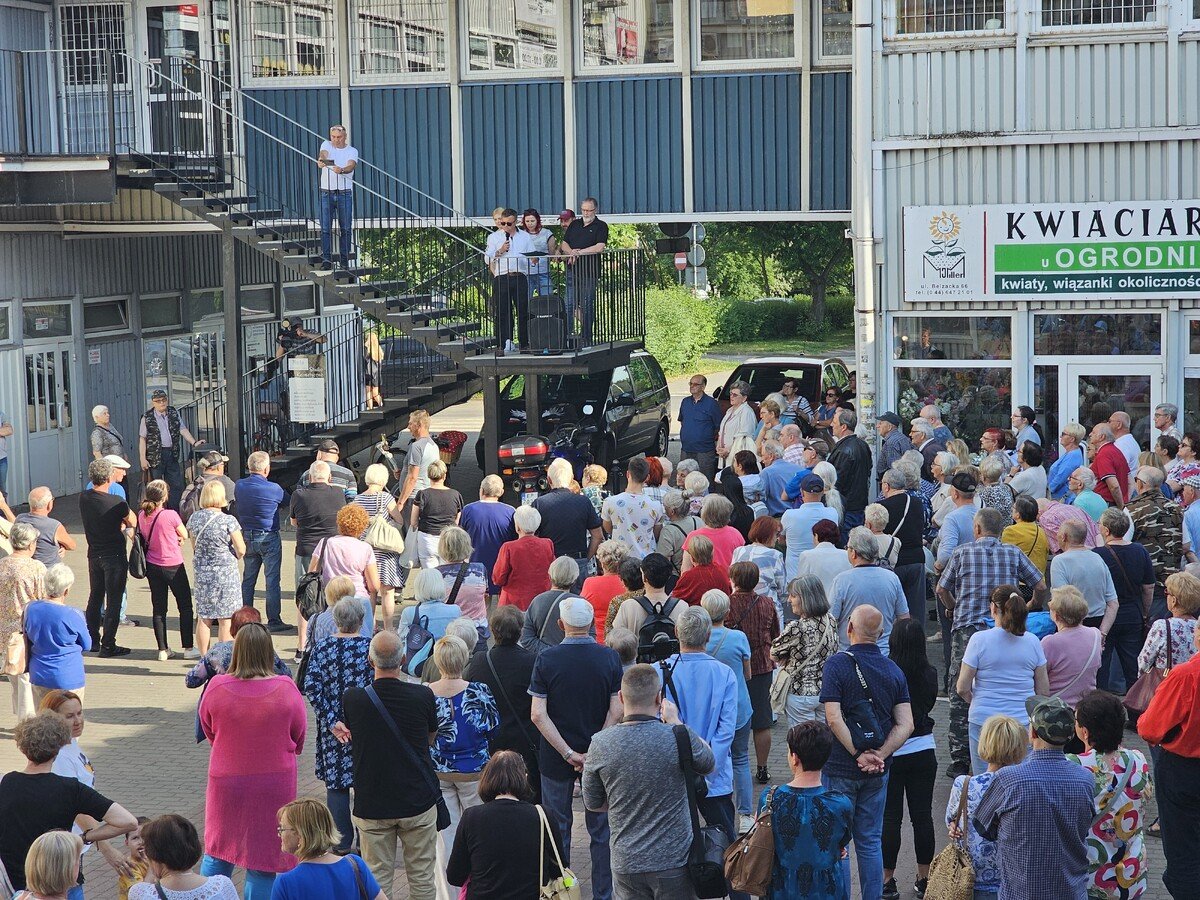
[801,474,825,494]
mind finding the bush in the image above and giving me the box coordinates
[713,299,804,343]
[645,286,718,375]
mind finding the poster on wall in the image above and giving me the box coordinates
[515,0,556,30]
[904,202,1200,302]
[288,355,326,423]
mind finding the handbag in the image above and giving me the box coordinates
[364,493,405,554]
[1125,619,1175,716]
[364,684,452,830]
[295,539,327,622]
[674,724,731,899]
[769,667,795,716]
[348,855,371,900]
[536,803,579,899]
[485,649,540,755]
[840,651,885,751]
[129,510,163,580]
[924,783,975,900]
[3,606,28,677]
[723,785,777,896]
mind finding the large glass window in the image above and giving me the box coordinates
[353,0,448,75]
[465,0,559,72]
[187,290,223,325]
[22,303,72,339]
[59,3,129,86]
[817,0,851,59]
[1034,365,1060,460]
[240,286,276,319]
[284,283,318,314]
[892,0,1006,35]
[1038,0,1156,28]
[893,316,1011,361]
[698,0,794,62]
[142,295,183,330]
[896,366,1012,446]
[1185,377,1200,435]
[580,0,674,67]
[246,0,335,78]
[1034,313,1161,356]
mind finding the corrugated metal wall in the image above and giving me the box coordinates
[1026,40,1169,132]
[72,238,137,297]
[350,86,454,217]
[0,4,47,50]
[81,335,143,477]
[877,47,1016,138]
[135,235,193,294]
[810,72,851,212]
[461,82,564,218]
[575,77,683,215]
[692,73,802,213]
[1181,40,1200,127]
[0,234,75,297]
[243,88,340,220]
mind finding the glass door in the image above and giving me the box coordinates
[24,341,78,497]
[1064,364,1162,452]
[138,2,207,155]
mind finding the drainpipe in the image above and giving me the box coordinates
[849,0,877,432]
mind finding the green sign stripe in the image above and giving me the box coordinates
[994,272,1200,295]
[994,240,1200,273]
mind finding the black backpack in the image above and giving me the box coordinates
[635,595,680,663]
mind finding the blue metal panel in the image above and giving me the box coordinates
[243,88,340,220]
[692,73,802,213]
[350,86,453,218]
[575,78,683,215]
[810,72,851,212]
[461,81,563,218]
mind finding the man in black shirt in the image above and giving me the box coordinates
[341,631,440,900]
[289,460,345,654]
[78,458,136,656]
[879,468,927,621]
[828,407,872,542]
[532,458,602,591]
[561,196,609,345]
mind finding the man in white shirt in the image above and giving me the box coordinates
[317,124,358,265]
[485,207,533,354]
[1108,411,1141,493]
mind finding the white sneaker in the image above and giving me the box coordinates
[183,647,201,659]
[739,814,755,834]
[157,649,175,661]
[504,340,517,354]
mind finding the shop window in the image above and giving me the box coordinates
[352,0,448,75]
[245,0,335,79]
[0,303,11,343]
[84,298,128,333]
[580,0,675,67]
[1038,0,1156,28]
[1034,364,1060,459]
[816,0,851,60]
[893,316,1011,361]
[465,0,559,72]
[895,365,1012,448]
[891,0,1006,35]
[698,0,794,62]
[22,302,72,339]
[1034,313,1161,357]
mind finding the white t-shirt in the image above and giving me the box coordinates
[319,140,358,191]
[962,627,1047,726]
[1115,433,1140,475]
[52,738,95,852]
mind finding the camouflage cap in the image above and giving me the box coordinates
[1025,695,1076,745]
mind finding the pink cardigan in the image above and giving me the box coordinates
[200,674,307,873]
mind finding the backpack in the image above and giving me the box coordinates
[403,613,435,677]
[634,595,680,663]
[178,475,206,524]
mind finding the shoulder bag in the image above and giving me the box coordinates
[129,510,163,580]
[485,649,540,755]
[769,666,795,717]
[1052,629,1101,702]
[840,651,886,751]
[536,803,579,899]
[924,783,975,900]
[364,491,405,554]
[1125,618,1175,716]
[295,539,327,622]
[364,684,452,830]
[537,590,570,642]
[723,785,777,896]
[347,855,371,900]
[674,724,731,899]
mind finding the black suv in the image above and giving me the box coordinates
[475,351,672,469]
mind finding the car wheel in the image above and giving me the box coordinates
[647,420,669,457]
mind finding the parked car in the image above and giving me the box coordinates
[715,356,852,415]
[473,350,672,470]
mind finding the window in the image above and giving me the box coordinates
[0,303,10,343]
[353,0,448,75]
[83,298,128,333]
[59,4,129,86]
[1038,0,1156,27]
[629,357,656,395]
[465,0,559,72]
[187,290,223,325]
[891,0,1006,36]
[1034,313,1161,356]
[698,0,794,62]
[22,302,72,339]
[240,286,276,319]
[142,294,183,330]
[246,0,335,78]
[893,316,1011,360]
[1034,364,1060,459]
[609,365,634,401]
[896,366,1012,447]
[580,0,675,67]
[817,0,851,59]
[284,283,317,314]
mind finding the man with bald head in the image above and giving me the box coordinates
[15,486,75,567]
[820,604,913,900]
[920,404,954,444]
[1108,411,1141,477]
[1088,423,1129,509]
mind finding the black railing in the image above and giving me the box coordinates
[0,49,118,156]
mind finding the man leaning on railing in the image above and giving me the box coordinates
[317,125,358,266]
[560,197,609,346]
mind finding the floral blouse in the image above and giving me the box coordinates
[770,614,838,696]
[1138,616,1198,674]
[947,772,1000,892]
[432,682,500,775]
[1066,748,1153,900]
[0,556,46,648]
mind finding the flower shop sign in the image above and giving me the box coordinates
[903,203,1200,302]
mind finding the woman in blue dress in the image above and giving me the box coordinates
[300,597,374,853]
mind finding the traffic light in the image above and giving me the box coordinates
[655,236,692,253]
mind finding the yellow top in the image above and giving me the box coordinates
[117,858,150,900]
[1002,520,1049,578]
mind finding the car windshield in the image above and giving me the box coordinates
[727,366,821,402]
[502,373,608,406]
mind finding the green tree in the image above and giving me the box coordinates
[763,222,853,327]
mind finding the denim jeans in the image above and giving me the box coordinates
[0,456,7,494]
[564,270,597,343]
[542,774,612,900]
[201,854,276,899]
[732,720,753,816]
[613,866,696,900]
[325,787,354,851]
[527,270,553,300]
[242,529,284,625]
[823,773,888,900]
[1097,620,1141,694]
[67,886,82,900]
[320,189,353,262]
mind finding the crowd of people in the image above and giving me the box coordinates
[2,380,1200,899]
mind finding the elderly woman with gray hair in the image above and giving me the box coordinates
[1068,466,1109,522]
[702,589,755,825]
[301,596,374,852]
[581,539,630,642]
[519,556,585,655]
[656,489,702,575]
[675,457,700,489]
[977,453,1014,523]
[436,525,489,625]
[90,404,126,460]
[770,574,839,727]
[23,563,90,706]
[0,521,46,719]
[929,450,962,529]
[717,379,758,464]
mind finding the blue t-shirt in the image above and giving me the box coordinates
[819,644,910,781]
[235,474,287,532]
[828,566,909,655]
[529,637,623,782]
[270,855,380,900]
[783,467,816,501]
[961,627,1046,726]
[23,601,90,690]
[936,502,977,566]
[781,503,840,580]
[759,460,802,516]
[459,500,517,594]
[84,481,126,500]
[707,626,753,729]
[678,394,722,453]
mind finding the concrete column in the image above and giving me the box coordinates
[221,224,244,476]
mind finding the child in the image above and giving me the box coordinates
[581,464,608,517]
[117,816,151,900]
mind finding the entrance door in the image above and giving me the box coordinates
[137,2,207,155]
[1065,364,1162,452]
[24,342,78,497]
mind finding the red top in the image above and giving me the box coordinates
[683,526,746,570]
[671,563,733,607]
[581,573,625,643]
[1092,442,1129,505]
[727,589,781,676]
[1138,653,1200,758]
[492,535,556,611]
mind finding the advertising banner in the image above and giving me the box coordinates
[288,354,327,423]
